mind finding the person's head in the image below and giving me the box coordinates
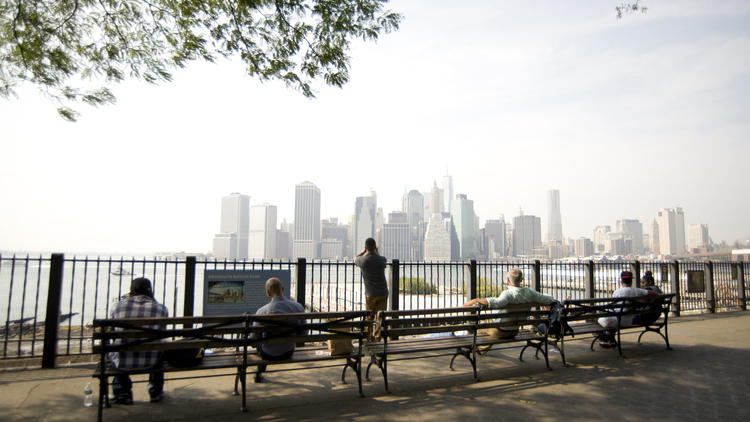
[130,277,153,298]
[364,237,377,253]
[507,268,524,287]
[641,271,655,288]
[265,277,284,299]
[620,271,634,286]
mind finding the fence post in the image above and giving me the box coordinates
[631,261,641,284]
[737,263,746,311]
[670,260,681,317]
[705,261,715,313]
[42,253,64,369]
[585,260,595,299]
[183,256,196,317]
[296,258,306,308]
[469,260,478,300]
[533,260,542,293]
[390,260,400,311]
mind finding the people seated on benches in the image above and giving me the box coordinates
[109,277,169,404]
[597,271,658,348]
[463,268,555,340]
[253,277,305,383]
[640,271,662,294]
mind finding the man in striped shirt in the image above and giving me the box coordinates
[109,277,169,404]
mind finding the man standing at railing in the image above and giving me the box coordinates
[109,277,169,404]
[355,237,388,342]
[463,268,555,340]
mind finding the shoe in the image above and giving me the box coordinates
[111,392,133,405]
[149,392,165,403]
[254,373,263,383]
[599,342,615,349]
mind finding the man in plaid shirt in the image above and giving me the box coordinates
[109,277,169,404]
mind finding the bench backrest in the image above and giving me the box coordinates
[93,311,370,355]
[378,307,479,338]
[562,294,674,325]
[476,303,551,333]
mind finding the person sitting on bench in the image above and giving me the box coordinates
[252,277,305,383]
[463,268,555,340]
[597,271,657,348]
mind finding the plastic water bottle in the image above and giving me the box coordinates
[83,382,93,407]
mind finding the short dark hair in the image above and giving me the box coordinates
[642,271,655,285]
[365,237,377,251]
[130,277,153,297]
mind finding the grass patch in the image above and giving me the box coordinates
[399,277,438,294]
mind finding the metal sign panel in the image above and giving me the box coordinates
[686,270,705,293]
[203,269,291,316]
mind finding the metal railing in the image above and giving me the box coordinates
[1,253,747,364]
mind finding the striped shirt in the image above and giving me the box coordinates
[108,295,169,369]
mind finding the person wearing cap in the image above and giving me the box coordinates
[463,268,555,341]
[108,277,169,404]
[597,270,657,347]
[355,237,388,341]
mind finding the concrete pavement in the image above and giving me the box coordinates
[1,311,748,421]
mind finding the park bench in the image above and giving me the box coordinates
[556,294,675,365]
[365,305,551,392]
[92,311,369,422]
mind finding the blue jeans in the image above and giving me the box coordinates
[112,372,164,399]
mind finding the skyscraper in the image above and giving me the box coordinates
[616,219,643,254]
[512,213,541,257]
[293,181,321,258]
[403,190,424,261]
[354,193,377,251]
[593,225,611,254]
[442,172,454,214]
[451,194,477,260]
[249,203,277,259]
[484,217,507,259]
[657,207,686,255]
[423,213,452,261]
[213,193,250,259]
[547,189,563,242]
[687,224,710,251]
[429,181,443,215]
[382,222,409,262]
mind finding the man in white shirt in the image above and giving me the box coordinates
[597,271,657,347]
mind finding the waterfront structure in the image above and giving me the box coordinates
[354,192,377,251]
[687,224,710,252]
[293,182,321,259]
[450,194,477,260]
[403,190,425,261]
[213,193,250,259]
[657,207,686,255]
[593,225,611,254]
[512,212,541,257]
[424,213,452,261]
[616,219,643,254]
[249,203,277,259]
[547,189,563,242]
[574,237,594,257]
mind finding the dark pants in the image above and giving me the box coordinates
[256,348,295,380]
[112,372,164,399]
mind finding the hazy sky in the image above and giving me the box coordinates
[1,0,749,254]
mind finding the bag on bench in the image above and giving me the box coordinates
[164,344,205,367]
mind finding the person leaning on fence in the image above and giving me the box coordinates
[354,237,388,342]
[252,277,305,383]
[109,277,169,405]
[597,270,658,348]
[463,268,555,345]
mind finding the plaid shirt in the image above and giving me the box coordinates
[108,294,169,369]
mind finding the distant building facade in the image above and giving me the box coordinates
[657,207,686,255]
[249,203,277,259]
[451,194,477,260]
[354,193,377,251]
[616,219,643,254]
[687,224,710,252]
[512,213,541,257]
[424,213,452,261]
[403,190,425,261]
[547,189,563,242]
[293,181,321,258]
[213,193,250,259]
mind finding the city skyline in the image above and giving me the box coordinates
[1,1,749,254]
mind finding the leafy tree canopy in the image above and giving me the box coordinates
[0,0,401,121]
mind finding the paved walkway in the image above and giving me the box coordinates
[1,311,748,421]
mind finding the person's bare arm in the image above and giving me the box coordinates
[463,298,489,307]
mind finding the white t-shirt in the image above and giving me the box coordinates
[598,286,650,328]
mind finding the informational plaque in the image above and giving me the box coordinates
[686,270,705,293]
[203,269,291,316]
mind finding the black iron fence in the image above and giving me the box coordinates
[1,253,747,365]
